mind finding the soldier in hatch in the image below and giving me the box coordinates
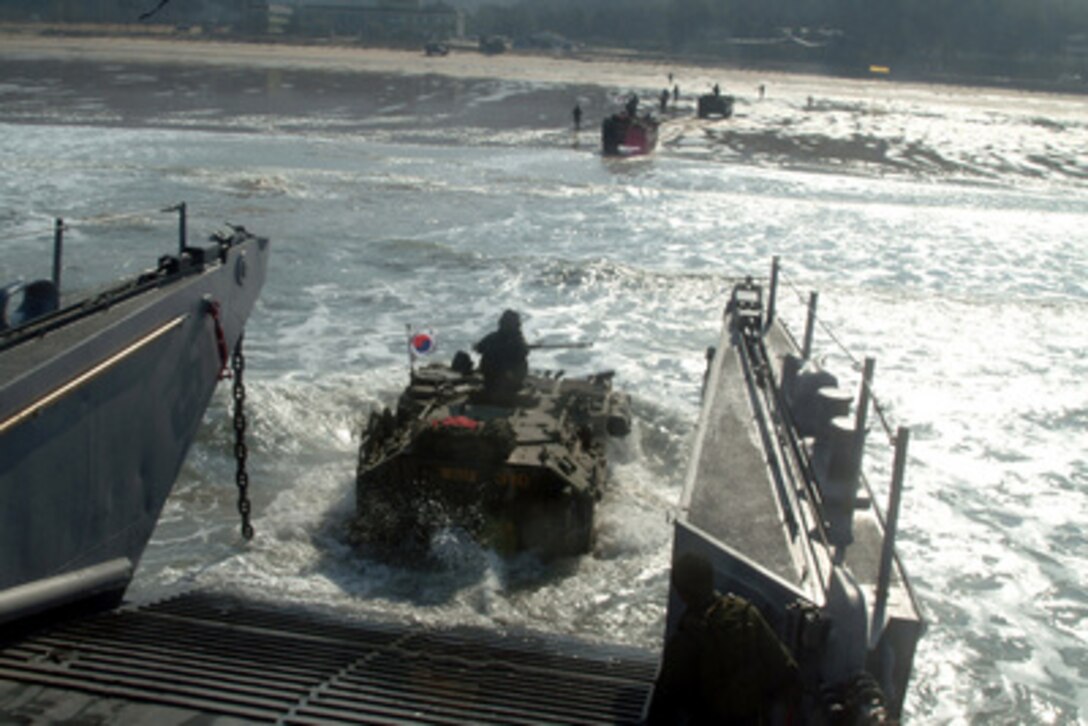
[474,309,529,400]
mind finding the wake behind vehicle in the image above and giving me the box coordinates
[353,352,631,559]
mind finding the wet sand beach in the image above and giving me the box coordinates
[0,30,738,89]
[4,28,1087,186]
[4,28,1074,112]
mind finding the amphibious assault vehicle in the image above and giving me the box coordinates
[601,112,659,156]
[697,92,735,119]
[354,360,631,559]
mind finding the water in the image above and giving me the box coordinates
[1,47,1086,723]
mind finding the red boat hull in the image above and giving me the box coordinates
[601,113,659,156]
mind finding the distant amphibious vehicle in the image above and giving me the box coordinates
[697,91,735,119]
[601,113,660,156]
[601,95,660,156]
[354,359,631,558]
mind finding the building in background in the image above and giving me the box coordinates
[290,0,462,42]
[0,0,268,32]
[0,0,461,41]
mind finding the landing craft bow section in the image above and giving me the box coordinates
[666,265,924,721]
[0,210,268,626]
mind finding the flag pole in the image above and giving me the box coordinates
[406,323,415,376]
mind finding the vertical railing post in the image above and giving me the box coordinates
[801,291,818,360]
[766,256,780,328]
[853,357,876,475]
[177,201,187,254]
[52,218,64,292]
[872,425,909,637]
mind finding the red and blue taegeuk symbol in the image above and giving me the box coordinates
[411,331,435,355]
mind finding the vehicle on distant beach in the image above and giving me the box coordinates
[698,89,735,118]
[424,41,449,57]
[478,35,506,55]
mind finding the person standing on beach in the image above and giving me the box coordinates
[572,102,582,130]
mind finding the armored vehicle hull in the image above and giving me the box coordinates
[697,93,735,119]
[354,363,631,559]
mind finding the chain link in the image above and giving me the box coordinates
[232,334,253,540]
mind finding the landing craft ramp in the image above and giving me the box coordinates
[0,591,657,724]
[674,271,924,719]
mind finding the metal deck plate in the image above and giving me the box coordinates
[0,591,656,724]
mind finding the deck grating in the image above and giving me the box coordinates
[0,590,656,724]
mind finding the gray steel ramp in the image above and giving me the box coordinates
[0,590,656,724]
[686,329,799,588]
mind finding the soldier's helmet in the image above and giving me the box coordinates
[499,309,521,332]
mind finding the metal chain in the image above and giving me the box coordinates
[232,333,253,540]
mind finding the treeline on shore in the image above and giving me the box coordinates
[467,0,1088,85]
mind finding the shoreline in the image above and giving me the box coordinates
[4,25,1082,108]
[0,27,707,87]
[4,25,1086,189]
